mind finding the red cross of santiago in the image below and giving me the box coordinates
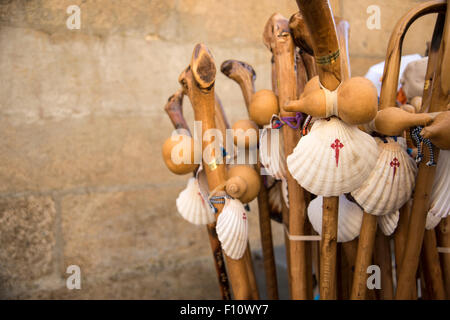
[242,212,247,220]
[390,157,400,180]
[331,138,344,167]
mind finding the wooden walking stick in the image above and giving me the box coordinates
[295,0,343,300]
[394,200,412,281]
[421,229,446,299]
[351,213,377,300]
[221,59,279,299]
[179,43,254,299]
[373,230,394,300]
[395,7,448,299]
[394,3,445,297]
[215,94,260,300]
[356,1,447,300]
[436,217,450,298]
[164,90,232,300]
[264,13,311,300]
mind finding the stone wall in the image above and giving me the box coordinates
[0,0,436,299]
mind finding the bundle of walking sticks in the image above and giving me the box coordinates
[161,0,450,300]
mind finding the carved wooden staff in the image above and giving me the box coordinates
[384,1,448,299]
[164,89,232,300]
[221,59,279,299]
[335,17,359,300]
[421,228,446,299]
[264,13,312,300]
[394,5,444,297]
[214,92,260,300]
[179,43,254,299]
[436,217,450,298]
[351,1,447,300]
[295,0,342,300]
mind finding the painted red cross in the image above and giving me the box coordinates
[242,212,247,220]
[198,192,205,205]
[390,157,400,180]
[331,138,344,167]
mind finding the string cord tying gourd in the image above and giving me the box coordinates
[320,81,340,118]
[410,126,436,166]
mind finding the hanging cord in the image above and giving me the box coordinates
[410,126,436,166]
[271,112,304,130]
[302,115,312,136]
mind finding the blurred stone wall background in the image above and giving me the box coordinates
[0,0,436,299]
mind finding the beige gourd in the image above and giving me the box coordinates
[226,165,261,203]
[162,134,199,175]
[284,77,378,125]
[232,119,259,149]
[248,89,279,126]
[373,107,434,136]
[420,111,450,150]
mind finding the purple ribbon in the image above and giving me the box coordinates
[280,112,304,130]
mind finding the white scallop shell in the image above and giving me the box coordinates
[287,117,378,196]
[352,137,417,216]
[307,195,363,242]
[216,198,249,260]
[377,211,399,236]
[259,126,286,180]
[426,210,442,230]
[176,177,216,225]
[428,149,450,219]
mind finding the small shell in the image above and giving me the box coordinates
[352,137,417,216]
[216,198,249,260]
[377,211,399,236]
[287,117,378,196]
[307,195,363,242]
[176,177,216,225]
[259,125,286,180]
[428,149,450,218]
[426,210,442,230]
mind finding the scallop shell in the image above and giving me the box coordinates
[287,117,378,196]
[307,195,363,242]
[377,211,399,236]
[426,210,442,230]
[216,198,249,260]
[428,149,450,219]
[352,137,417,216]
[176,177,216,225]
[259,125,286,180]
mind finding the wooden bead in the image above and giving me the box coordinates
[249,89,279,126]
[227,165,261,203]
[162,134,199,175]
[232,119,259,149]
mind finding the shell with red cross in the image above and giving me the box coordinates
[286,117,378,196]
[352,137,417,216]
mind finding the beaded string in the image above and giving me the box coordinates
[410,126,436,166]
[209,195,250,213]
